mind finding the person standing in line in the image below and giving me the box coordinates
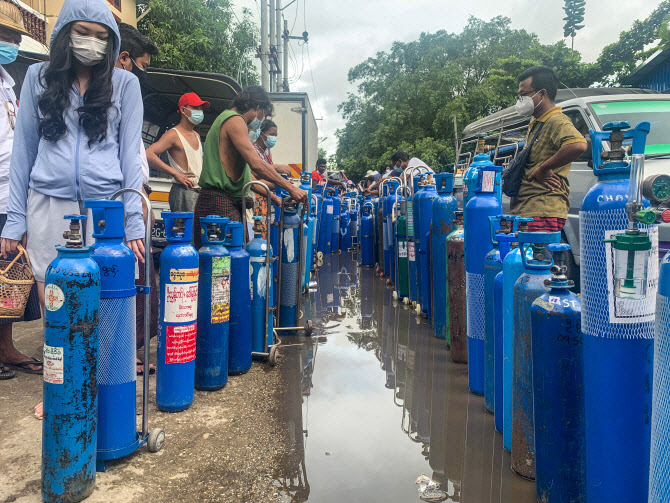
[311,158,327,188]
[0,2,42,379]
[146,92,208,213]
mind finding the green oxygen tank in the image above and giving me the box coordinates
[395,199,409,302]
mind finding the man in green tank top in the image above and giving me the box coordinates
[194,86,307,247]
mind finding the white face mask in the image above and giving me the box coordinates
[515,91,543,118]
[70,34,108,66]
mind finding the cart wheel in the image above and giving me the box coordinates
[305,320,314,336]
[392,291,398,300]
[269,346,278,366]
[415,303,421,316]
[147,428,165,453]
[403,297,410,305]
[317,251,323,260]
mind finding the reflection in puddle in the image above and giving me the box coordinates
[274,252,536,502]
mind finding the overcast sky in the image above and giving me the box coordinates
[234,0,660,156]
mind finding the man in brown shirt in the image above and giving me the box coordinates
[511,66,587,232]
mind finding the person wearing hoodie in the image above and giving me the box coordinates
[0,0,145,314]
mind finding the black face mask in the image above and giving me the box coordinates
[129,58,147,84]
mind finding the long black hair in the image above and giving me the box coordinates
[38,22,117,147]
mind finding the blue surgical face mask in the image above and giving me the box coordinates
[0,41,19,65]
[249,129,260,142]
[264,135,277,149]
[187,109,204,125]
[248,113,264,131]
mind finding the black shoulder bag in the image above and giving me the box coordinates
[501,122,545,198]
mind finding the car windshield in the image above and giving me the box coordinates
[590,100,670,155]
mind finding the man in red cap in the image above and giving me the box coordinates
[146,92,210,212]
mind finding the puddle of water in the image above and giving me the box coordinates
[274,252,537,503]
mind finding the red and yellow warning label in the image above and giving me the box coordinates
[165,323,197,364]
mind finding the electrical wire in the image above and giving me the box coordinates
[306,41,322,118]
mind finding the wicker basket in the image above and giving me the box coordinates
[0,245,35,319]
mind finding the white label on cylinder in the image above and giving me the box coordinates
[398,241,408,258]
[481,171,495,193]
[327,205,333,214]
[44,284,65,312]
[43,344,64,384]
[408,242,416,261]
[164,283,198,323]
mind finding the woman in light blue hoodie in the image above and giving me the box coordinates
[0,0,145,306]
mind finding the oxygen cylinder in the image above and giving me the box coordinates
[407,175,421,305]
[464,163,502,395]
[331,189,341,254]
[447,211,467,362]
[377,193,385,274]
[361,202,375,267]
[247,216,274,356]
[157,212,199,412]
[314,185,323,252]
[319,188,334,255]
[650,247,670,503]
[511,232,561,480]
[413,176,427,310]
[299,172,314,290]
[483,216,513,414]
[271,182,289,299]
[42,216,100,503]
[304,198,317,289]
[340,193,351,251]
[83,201,137,469]
[226,222,252,374]
[195,215,230,391]
[395,198,409,300]
[431,173,457,338]
[279,201,302,331]
[581,121,654,502]
[531,244,585,503]
[349,196,359,248]
[418,176,438,318]
[384,180,400,283]
[380,183,390,277]
[502,217,533,451]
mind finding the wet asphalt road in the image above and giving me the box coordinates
[273,251,537,503]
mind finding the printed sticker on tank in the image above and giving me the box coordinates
[326,205,333,214]
[533,298,554,312]
[211,256,230,324]
[43,344,64,384]
[164,283,198,323]
[398,241,408,258]
[44,284,65,312]
[169,268,199,283]
[481,171,495,193]
[604,227,659,324]
[165,323,197,364]
[408,241,416,261]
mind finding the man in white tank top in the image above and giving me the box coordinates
[146,92,208,212]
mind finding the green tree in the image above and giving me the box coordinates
[136,0,258,80]
[563,0,586,51]
[318,147,328,161]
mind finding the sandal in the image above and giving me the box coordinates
[0,362,15,380]
[6,358,43,375]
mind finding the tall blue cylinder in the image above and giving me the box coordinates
[384,181,400,282]
[331,189,341,254]
[360,203,375,267]
[418,177,438,318]
[511,232,560,480]
[410,175,423,306]
[280,203,301,331]
[299,172,314,289]
[349,195,359,248]
[42,216,101,503]
[195,215,230,391]
[431,173,457,338]
[319,189,334,255]
[248,216,275,355]
[531,248,585,503]
[84,201,138,470]
[340,194,351,252]
[225,222,252,374]
[158,212,199,412]
[650,250,670,503]
[464,163,502,395]
[483,219,501,414]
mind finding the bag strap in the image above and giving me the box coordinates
[527,121,545,150]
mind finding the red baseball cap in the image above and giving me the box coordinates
[178,92,210,109]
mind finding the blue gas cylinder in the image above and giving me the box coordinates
[157,212,199,412]
[42,216,101,503]
[299,172,314,289]
[418,176,438,318]
[432,173,458,338]
[340,194,351,251]
[483,215,515,415]
[195,215,230,391]
[313,185,323,250]
[412,176,426,308]
[247,216,274,356]
[305,199,317,287]
[531,244,585,503]
[581,121,654,502]
[331,189,341,254]
[406,175,422,306]
[279,201,302,332]
[83,201,138,470]
[384,181,400,282]
[650,249,670,503]
[319,188,334,255]
[271,184,288,302]
[380,182,389,276]
[349,196,359,248]
[502,217,533,451]
[464,163,502,395]
[511,231,561,480]
[225,222,252,374]
[361,202,375,267]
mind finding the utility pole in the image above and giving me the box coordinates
[260,0,269,90]
[283,19,289,92]
[275,0,282,92]
[269,0,276,92]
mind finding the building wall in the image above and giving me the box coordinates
[635,59,670,93]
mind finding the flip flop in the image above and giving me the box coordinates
[137,361,155,376]
[0,362,15,380]
[7,359,43,375]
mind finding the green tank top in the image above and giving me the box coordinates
[198,109,252,200]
